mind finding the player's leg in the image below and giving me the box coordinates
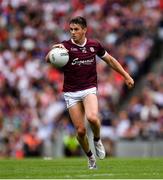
[68,102,89,152]
[68,102,96,169]
[83,94,106,159]
[83,94,100,138]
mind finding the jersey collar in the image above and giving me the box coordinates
[71,38,87,47]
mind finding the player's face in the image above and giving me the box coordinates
[69,23,87,44]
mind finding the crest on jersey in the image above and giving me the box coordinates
[90,47,95,52]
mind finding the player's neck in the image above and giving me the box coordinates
[71,38,87,47]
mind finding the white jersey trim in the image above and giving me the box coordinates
[101,51,107,58]
[71,38,87,47]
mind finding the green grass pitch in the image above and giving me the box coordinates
[0,157,163,179]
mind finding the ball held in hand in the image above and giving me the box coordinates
[49,48,69,67]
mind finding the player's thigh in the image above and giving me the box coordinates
[83,94,99,119]
[68,102,85,130]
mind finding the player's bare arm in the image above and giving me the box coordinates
[102,53,134,89]
[45,52,50,62]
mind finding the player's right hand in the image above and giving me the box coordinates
[46,44,69,62]
[51,44,68,52]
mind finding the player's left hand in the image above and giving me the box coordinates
[124,75,134,89]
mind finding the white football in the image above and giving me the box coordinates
[49,48,69,67]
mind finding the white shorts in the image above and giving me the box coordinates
[64,87,97,108]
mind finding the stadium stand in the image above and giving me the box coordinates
[0,0,163,158]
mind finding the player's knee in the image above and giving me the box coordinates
[87,112,99,124]
[77,127,86,137]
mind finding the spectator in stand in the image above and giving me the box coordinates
[23,127,42,157]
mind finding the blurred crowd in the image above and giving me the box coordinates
[0,0,163,158]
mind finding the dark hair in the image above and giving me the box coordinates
[69,16,87,28]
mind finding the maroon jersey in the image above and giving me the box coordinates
[62,38,106,92]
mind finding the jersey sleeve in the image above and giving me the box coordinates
[61,41,67,48]
[96,41,107,58]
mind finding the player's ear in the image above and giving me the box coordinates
[83,27,87,33]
